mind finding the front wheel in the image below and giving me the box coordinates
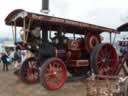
[40,57,67,90]
[20,57,39,84]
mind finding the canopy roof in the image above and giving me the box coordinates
[5,9,118,34]
[117,23,128,32]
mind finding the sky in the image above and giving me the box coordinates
[1,0,128,40]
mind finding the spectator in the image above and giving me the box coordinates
[1,52,9,71]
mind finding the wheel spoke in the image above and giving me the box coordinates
[98,62,104,69]
[54,75,61,83]
[33,72,38,80]
[98,55,104,61]
[109,59,116,64]
[99,51,105,58]
[97,60,103,65]
[103,47,108,55]
[45,63,63,83]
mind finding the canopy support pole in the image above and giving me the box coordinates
[110,33,112,44]
[14,21,17,44]
[23,18,26,43]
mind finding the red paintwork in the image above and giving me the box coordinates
[55,50,67,61]
[85,32,101,53]
[67,40,81,59]
[67,50,81,60]
[68,60,89,67]
[55,39,90,67]
[68,40,81,50]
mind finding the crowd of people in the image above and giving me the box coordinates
[0,48,22,72]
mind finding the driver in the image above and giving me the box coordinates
[52,32,68,49]
[31,27,41,38]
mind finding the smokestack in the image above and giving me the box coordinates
[41,0,49,14]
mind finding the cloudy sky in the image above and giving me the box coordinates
[1,0,128,39]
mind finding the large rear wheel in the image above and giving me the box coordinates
[91,43,119,75]
[40,57,67,90]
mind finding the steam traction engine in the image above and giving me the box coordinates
[5,9,119,90]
